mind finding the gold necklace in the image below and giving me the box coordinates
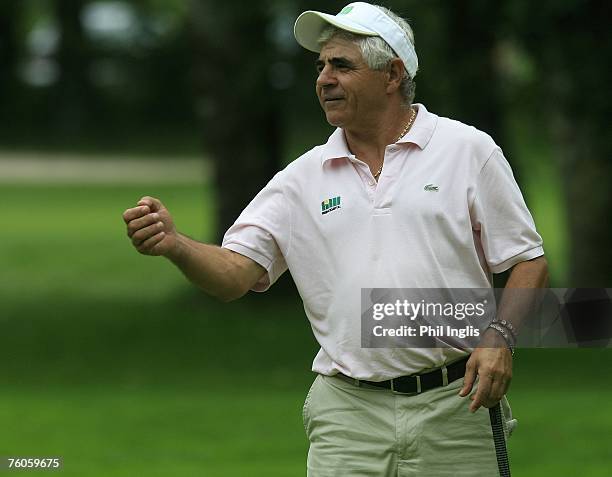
[373,107,417,179]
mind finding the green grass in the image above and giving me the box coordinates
[1,182,611,476]
[508,388,612,477]
[0,183,213,301]
[0,389,308,477]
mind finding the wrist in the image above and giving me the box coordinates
[493,319,517,342]
[163,232,185,262]
[486,323,515,356]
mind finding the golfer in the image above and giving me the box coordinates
[123,3,548,475]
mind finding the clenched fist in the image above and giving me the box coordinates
[123,196,177,256]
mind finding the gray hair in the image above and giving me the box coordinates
[317,6,416,106]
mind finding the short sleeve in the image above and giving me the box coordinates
[221,171,290,292]
[471,148,544,273]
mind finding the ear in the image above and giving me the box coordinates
[385,58,405,95]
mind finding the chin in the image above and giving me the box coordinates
[325,113,345,128]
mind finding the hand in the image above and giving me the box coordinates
[458,329,513,412]
[123,196,178,256]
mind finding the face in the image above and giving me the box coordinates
[315,37,388,129]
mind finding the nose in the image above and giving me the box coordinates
[316,63,337,88]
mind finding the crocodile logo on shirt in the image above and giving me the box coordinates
[321,196,341,215]
[424,184,439,192]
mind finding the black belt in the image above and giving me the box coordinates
[336,356,469,394]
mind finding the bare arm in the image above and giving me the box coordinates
[459,256,549,411]
[165,233,265,302]
[122,196,266,302]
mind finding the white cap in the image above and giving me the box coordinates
[294,2,418,79]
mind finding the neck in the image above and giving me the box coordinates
[344,103,414,169]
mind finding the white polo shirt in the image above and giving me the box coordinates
[222,104,544,380]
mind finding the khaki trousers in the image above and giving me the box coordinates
[303,373,515,476]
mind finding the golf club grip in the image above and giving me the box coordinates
[489,403,511,477]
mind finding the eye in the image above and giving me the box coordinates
[332,60,353,71]
[315,62,324,73]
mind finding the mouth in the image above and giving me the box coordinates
[324,97,345,104]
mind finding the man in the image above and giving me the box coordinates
[123,2,548,475]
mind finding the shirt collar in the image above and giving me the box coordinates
[320,103,438,165]
[320,128,352,165]
[396,103,437,149]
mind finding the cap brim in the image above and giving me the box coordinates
[294,10,378,53]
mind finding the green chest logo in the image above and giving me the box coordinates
[424,184,439,192]
[321,196,341,215]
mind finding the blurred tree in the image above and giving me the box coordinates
[509,0,611,286]
[405,0,505,143]
[52,0,95,135]
[190,1,284,242]
[0,1,20,124]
